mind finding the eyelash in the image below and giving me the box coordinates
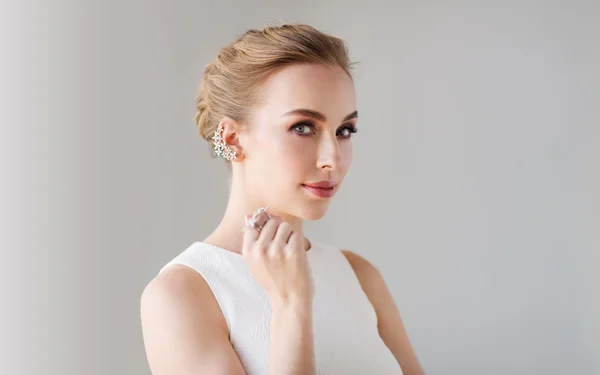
[291,121,358,138]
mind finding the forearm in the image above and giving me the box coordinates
[267,300,315,375]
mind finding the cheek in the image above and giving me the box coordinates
[253,133,314,172]
[281,140,314,168]
[340,142,353,172]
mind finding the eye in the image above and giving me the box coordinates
[337,124,358,138]
[291,121,315,136]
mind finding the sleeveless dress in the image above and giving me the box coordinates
[159,241,403,375]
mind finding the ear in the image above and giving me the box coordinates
[219,117,246,162]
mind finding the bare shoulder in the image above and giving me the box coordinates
[341,250,425,375]
[140,265,246,375]
[341,250,386,295]
[340,249,398,318]
[140,264,227,332]
[341,250,381,274]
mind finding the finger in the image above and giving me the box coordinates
[242,217,260,255]
[242,214,252,232]
[272,221,293,247]
[256,217,282,244]
[243,223,259,241]
[287,231,303,254]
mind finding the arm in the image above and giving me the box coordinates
[140,264,315,375]
[243,218,316,375]
[267,299,315,375]
[140,265,247,375]
[342,250,425,375]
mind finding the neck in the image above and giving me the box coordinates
[203,176,309,254]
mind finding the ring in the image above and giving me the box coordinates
[246,206,271,232]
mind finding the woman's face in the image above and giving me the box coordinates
[238,63,358,221]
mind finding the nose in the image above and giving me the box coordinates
[316,135,341,171]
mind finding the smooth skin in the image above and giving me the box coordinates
[140,63,424,375]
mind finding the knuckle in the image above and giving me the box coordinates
[267,243,283,257]
[256,242,268,253]
[252,248,265,261]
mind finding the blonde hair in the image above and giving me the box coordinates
[194,23,356,158]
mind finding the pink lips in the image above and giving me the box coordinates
[302,180,337,198]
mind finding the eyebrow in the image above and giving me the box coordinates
[282,109,358,123]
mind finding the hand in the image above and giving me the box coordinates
[242,210,314,307]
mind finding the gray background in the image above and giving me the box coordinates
[1,0,598,374]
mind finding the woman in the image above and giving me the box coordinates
[140,23,424,375]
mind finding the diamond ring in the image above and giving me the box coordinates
[245,206,271,232]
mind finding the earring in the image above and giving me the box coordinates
[212,123,237,161]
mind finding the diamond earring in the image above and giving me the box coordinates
[212,123,237,161]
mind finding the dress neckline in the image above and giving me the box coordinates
[195,239,319,257]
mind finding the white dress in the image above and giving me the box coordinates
[159,241,403,375]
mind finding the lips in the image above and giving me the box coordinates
[302,180,337,198]
[303,181,337,189]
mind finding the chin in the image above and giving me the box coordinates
[296,202,330,221]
